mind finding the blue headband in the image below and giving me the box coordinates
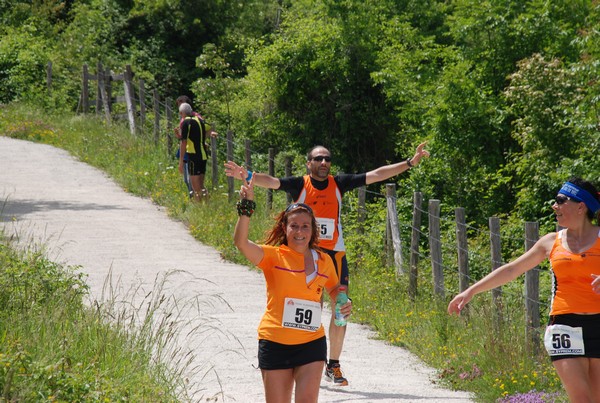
[558,182,600,214]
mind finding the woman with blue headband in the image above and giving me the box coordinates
[448,177,600,401]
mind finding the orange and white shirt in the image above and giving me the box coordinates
[295,175,343,251]
[278,174,367,252]
[257,245,338,345]
[549,229,600,315]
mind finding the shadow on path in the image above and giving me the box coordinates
[1,198,129,222]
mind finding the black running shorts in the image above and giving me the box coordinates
[187,157,207,175]
[548,313,600,361]
[258,336,326,370]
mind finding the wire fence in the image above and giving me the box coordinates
[63,62,551,351]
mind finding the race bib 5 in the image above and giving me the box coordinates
[316,217,335,240]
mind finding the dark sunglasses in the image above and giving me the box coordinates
[311,155,331,162]
[285,203,313,214]
[554,195,573,205]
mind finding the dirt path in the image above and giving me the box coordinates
[0,137,474,402]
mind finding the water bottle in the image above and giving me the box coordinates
[334,285,348,326]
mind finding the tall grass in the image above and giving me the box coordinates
[0,232,190,401]
[1,102,569,401]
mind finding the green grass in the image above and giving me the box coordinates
[0,102,569,401]
[0,234,189,401]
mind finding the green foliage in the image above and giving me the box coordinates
[2,0,598,228]
[446,0,587,92]
[0,244,88,317]
[241,0,400,170]
[0,0,284,107]
[192,43,245,133]
[504,54,597,222]
[0,22,51,104]
[0,234,182,401]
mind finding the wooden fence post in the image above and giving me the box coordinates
[227,131,234,201]
[525,221,541,355]
[284,156,292,204]
[96,63,111,124]
[357,187,366,235]
[386,212,392,265]
[489,217,503,322]
[211,136,218,189]
[96,62,102,115]
[385,184,404,276]
[408,191,422,301]
[82,64,89,113]
[429,199,444,297]
[245,139,252,172]
[153,90,161,150]
[139,79,146,138]
[267,148,275,210]
[166,96,173,156]
[46,61,52,96]
[105,67,112,113]
[456,207,469,293]
[123,65,136,135]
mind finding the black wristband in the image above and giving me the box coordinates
[237,199,256,217]
[406,158,414,168]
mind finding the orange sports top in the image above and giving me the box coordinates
[257,245,338,345]
[296,175,344,251]
[549,229,600,315]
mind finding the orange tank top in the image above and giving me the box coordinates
[549,229,600,315]
[295,175,344,251]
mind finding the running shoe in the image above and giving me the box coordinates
[324,363,349,386]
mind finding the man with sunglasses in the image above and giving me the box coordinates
[225,142,429,386]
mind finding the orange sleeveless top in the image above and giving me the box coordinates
[549,229,600,315]
[295,175,344,251]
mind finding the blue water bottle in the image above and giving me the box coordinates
[334,285,348,326]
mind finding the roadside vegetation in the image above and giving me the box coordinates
[1,103,568,401]
[0,227,193,401]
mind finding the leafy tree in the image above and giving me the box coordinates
[446,0,589,92]
[504,54,590,224]
[240,0,401,171]
[0,22,52,104]
[192,43,244,134]
[373,12,513,222]
[117,0,283,95]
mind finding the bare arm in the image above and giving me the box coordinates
[224,160,281,189]
[365,141,430,185]
[233,176,264,265]
[448,232,556,314]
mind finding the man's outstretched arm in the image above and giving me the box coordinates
[224,160,281,189]
[365,142,430,185]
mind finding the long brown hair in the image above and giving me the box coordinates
[264,203,320,249]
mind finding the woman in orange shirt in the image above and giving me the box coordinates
[448,177,600,402]
[234,174,352,403]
